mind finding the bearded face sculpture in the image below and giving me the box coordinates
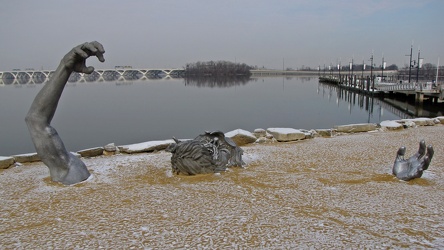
[166,131,244,175]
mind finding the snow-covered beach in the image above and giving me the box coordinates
[1,121,443,248]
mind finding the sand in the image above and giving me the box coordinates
[1,125,443,248]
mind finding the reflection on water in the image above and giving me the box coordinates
[318,82,444,120]
[0,77,438,156]
[1,127,443,248]
[184,75,252,88]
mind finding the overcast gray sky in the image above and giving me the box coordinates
[1,0,443,71]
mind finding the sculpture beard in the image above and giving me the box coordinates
[166,131,245,175]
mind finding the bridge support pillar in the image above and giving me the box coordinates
[415,92,424,103]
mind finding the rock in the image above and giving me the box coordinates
[301,129,315,139]
[0,156,15,169]
[255,136,277,144]
[334,123,377,133]
[399,120,417,128]
[103,143,117,156]
[77,147,104,158]
[13,153,40,163]
[119,139,175,154]
[380,120,404,131]
[315,129,333,137]
[104,143,117,152]
[255,137,267,144]
[253,128,267,138]
[401,118,436,126]
[266,128,306,142]
[225,129,257,146]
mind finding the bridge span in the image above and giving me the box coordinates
[0,68,185,85]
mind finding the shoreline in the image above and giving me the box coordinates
[1,116,443,170]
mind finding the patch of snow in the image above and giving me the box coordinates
[119,139,175,152]
[225,129,254,137]
[380,120,402,127]
[267,128,301,133]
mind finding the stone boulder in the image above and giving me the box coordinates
[78,147,104,158]
[401,118,436,126]
[398,120,417,128]
[13,153,40,163]
[334,123,377,133]
[266,128,306,142]
[104,143,118,156]
[225,129,257,146]
[301,129,316,139]
[253,128,267,138]
[0,156,15,169]
[315,129,333,137]
[119,139,175,154]
[380,120,404,131]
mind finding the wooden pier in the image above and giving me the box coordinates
[319,76,444,103]
[318,76,380,97]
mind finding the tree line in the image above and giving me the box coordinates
[397,63,443,81]
[184,61,252,77]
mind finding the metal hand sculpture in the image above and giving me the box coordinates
[166,131,244,175]
[392,140,434,181]
[25,41,105,185]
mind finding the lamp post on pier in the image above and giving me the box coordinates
[351,57,354,84]
[381,54,385,83]
[338,60,341,84]
[369,53,374,90]
[406,44,413,83]
[416,49,423,83]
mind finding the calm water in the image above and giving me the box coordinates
[0,76,437,156]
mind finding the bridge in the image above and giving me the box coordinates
[0,68,185,85]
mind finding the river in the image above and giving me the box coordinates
[0,76,441,156]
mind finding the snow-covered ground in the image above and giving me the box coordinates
[1,125,443,248]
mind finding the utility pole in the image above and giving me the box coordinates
[361,59,365,82]
[351,57,354,82]
[416,49,423,83]
[381,54,385,83]
[406,44,413,83]
[338,60,341,83]
[369,53,374,89]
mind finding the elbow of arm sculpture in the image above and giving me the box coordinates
[392,140,434,181]
[25,41,105,185]
[166,131,245,175]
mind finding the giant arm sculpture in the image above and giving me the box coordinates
[392,140,434,181]
[25,41,105,185]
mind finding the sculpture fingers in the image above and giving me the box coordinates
[422,145,434,171]
[83,41,106,62]
[416,139,426,158]
[426,144,434,159]
[395,146,406,162]
[73,45,90,59]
